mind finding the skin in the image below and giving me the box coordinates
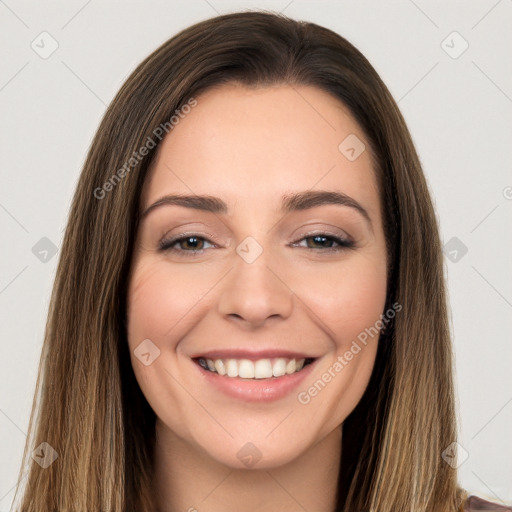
[126,83,388,512]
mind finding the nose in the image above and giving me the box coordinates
[217,245,294,329]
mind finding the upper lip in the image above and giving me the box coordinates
[191,349,318,360]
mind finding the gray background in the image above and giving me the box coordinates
[1,0,511,509]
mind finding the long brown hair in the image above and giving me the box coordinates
[12,10,468,511]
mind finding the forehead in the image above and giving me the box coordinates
[142,83,380,220]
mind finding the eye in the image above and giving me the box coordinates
[291,233,355,252]
[159,234,215,255]
[158,232,355,257]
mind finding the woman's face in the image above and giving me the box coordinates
[127,83,388,469]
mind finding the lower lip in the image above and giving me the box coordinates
[193,360,317,402]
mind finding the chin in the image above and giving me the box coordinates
[204,439,306,470]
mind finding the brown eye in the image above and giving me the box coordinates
[159,235,215,254]
[306,235,337,249]
[292,233,355,252]
[177,236,205,251]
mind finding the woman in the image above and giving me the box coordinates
[12,10,511,512]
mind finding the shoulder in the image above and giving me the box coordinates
[464,495,512,511]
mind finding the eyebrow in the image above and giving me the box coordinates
[140,190,373,231]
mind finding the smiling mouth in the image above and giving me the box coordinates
[194,357,316,379]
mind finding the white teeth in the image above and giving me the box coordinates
[238,359,255,378]
[226,359,238,377]
[286,359,297,374]
[200,357,310,379]
[272,358,287,377]
[255,359,273,378]
[214,359,226,376]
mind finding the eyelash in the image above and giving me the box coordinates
[158,232,355,256]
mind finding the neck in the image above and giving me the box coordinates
[153,421,342,512]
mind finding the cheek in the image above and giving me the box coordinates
[126,261,207,424]
[289,254,388,347]
[288,253,387,424]
[127,260,216,342]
